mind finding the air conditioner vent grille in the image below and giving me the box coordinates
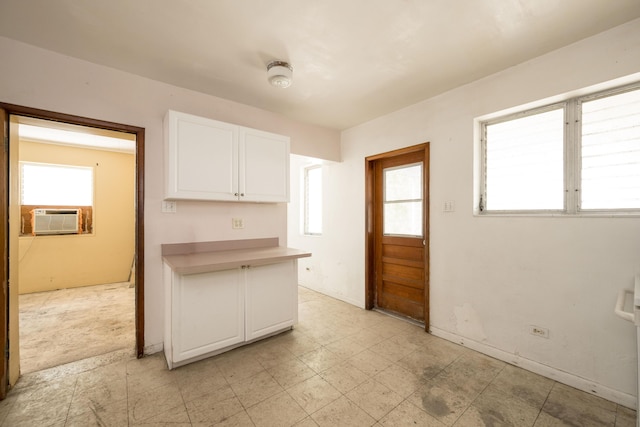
[31,209,82,235]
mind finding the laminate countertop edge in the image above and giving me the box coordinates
[163,246,312,275]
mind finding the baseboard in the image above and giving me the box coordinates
[299,284,364,308]
[144,342,164,356]
[429,326,637,409]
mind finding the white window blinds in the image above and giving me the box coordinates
[580,88,640,210]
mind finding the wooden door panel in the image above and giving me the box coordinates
[382,263,424,282]
[382,244,424,261]
[378,291,423,320]
[381,280,424,301]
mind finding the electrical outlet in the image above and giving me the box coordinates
[443,200,455,212]
[161,201,177,213]
[232,218,244,229]
[529,325,549,339]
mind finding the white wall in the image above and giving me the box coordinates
[0,36,341,354]
[306,18,640,406]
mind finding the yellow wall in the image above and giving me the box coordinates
[18,141,135,294]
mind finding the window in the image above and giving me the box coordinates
[20,162,94,235]
[480,83,640,214]
[383,162,423,237]
[304,165,322,235]
[21,162,93,206]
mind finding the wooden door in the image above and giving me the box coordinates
[366,144,429,327]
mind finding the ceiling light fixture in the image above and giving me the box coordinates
[267,60,293,88]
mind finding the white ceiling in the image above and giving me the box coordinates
[1,0,640,130]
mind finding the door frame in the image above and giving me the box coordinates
[0,103,145,394]
[365,142,430,330]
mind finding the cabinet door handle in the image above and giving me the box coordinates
[234,193,239,196]
[240,193,245,197]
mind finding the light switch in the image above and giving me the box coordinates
[162,201,177,213]
[232,218,244,229]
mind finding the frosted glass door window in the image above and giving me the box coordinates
[383,163,423,237]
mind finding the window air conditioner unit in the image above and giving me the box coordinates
[31,209,82,235]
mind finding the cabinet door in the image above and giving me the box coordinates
[165,111,238,200]
[172,269,244,363]
[245,261,297,341]
[239,128,290,202]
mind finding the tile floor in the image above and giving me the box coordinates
[1,286,636,426]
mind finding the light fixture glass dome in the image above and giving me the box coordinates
[267,61,293,88]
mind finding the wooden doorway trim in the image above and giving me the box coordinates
[0,103,146,370]
[365,142,430,330]
[0,108,8,399]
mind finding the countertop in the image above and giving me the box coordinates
[162,238,311,274]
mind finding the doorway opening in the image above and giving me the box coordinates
[365,143,430,329]
[0,104,145,394]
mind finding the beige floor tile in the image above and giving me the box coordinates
[276,330,322,356]
[487,364,554,409]
[230,369,284,408]
[294,416,320,426]
[456,384,540,426]
[319,361,369,394]
[299,346,344,373]
[396,348,452,381]
[407,382,472,426]
[252,338,297,369]
[428,353,503,401]
[311,395,376,427]
[197,409,254,426]
[346,349,394,377]
[68,376,128,418]
[287,374,342,414]
[216,351,266,384]
[3,388,73,427]
[349,328,390,349]
[374,363,423,398]
[130,402,192,425]
[65,397,129,427]
[615,405,637,427]
[268,358,317,389]
[539,383,617,426]
[185,384,244,424]
[127,382,185,424]
[346,379,404,420]
[246,390,308,427]
[325,336,367,359]
[174,359,228,403]
[379,400,445,426]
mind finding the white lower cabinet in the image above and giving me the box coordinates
[245,262,297,341]
[164,260,297,369]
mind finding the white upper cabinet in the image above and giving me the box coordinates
[165,110,290,202]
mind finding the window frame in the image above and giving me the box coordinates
[479,81,640,217]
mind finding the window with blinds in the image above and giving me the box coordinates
[480,83,640,214]
[580,88,640,210]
